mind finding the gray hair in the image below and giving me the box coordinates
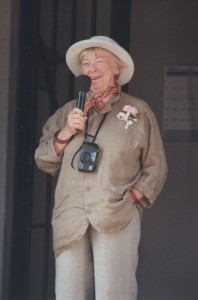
[79,47,125,74]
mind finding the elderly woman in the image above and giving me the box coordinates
[35,36,168,300]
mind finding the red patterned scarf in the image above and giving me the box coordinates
[84,83,119,115]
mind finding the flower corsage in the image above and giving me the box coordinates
[117,105,138,129]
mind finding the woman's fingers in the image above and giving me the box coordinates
[67,108,87,131]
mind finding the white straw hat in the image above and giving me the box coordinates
[66,36,134,86]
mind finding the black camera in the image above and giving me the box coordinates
[78,142,100,172]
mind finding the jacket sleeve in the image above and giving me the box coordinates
[34,107,66,176]
[133,107,168,208]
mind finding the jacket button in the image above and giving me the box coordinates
[85,186,91,191]
[86,209,92,214]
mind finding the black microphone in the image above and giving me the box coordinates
[75,75,91,111]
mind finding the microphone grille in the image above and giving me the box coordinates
[75,75,91,93]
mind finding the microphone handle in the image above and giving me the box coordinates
[76,90,86,111]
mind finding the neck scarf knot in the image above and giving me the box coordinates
[84,83,119,115]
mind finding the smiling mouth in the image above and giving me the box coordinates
[91,76,100,81]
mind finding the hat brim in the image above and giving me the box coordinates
[66,37,134,86]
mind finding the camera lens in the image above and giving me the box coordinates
[80,151,90,163]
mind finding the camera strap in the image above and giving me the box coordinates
[84,111,108,142]
[71,112,108,169]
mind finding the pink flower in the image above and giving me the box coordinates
[117,104,138,129]
[123,105,138,117]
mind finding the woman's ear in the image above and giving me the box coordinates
[113,62,120,76]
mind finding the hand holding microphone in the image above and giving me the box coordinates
[62,75,91,134]
[53,75,91,154]
[75,75,91,111]
[67,75,91,131]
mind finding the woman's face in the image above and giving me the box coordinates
[81,48,120,94]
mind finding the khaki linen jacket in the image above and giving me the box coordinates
[35,91,168,257]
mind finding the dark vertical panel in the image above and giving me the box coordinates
[9,0,40,299]
[28,229,45,298]
[110,0,132,92]
[110,0,131,49]
[68,0,77,100]
[2,0,21,298]
[48,0,59,114]
[42,1,58,299]
[91,0,97,36]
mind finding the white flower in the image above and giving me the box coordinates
[117,105,138,129]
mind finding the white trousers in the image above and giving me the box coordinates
[55,206,141,300]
